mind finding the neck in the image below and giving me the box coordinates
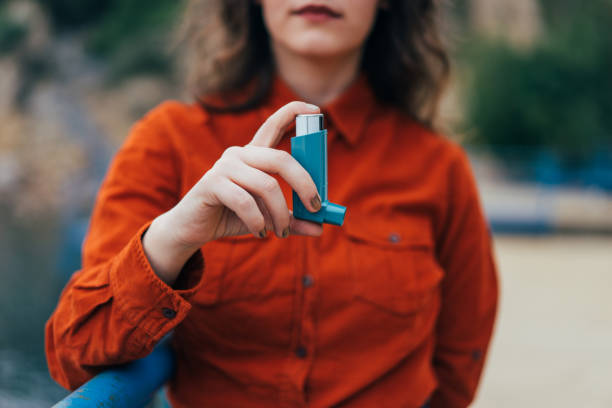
[272,43,362,107]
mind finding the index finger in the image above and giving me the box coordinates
[248,101,320,148]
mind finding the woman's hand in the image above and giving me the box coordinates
[142,101,324,284]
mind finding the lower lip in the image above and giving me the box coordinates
[295,11,340,23]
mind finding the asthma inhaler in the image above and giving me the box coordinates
[291,114,346,226]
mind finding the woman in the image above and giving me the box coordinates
[46,1,498,407]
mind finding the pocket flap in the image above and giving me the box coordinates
[343,211,434,249]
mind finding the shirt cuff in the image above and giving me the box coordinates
[109,221,205,343]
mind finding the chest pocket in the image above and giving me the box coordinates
[343,213,444,316]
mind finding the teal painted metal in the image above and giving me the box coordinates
[291,116,346,226]
[53,342,175,407]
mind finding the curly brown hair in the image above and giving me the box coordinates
[178,0,450,128]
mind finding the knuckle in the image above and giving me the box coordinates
[211,158,224,171]
[261,176,279,193]
[277,149,292,164]
[210,160,228,175]
[215,155,240,173]
[223,145,242,157]
[234,193,253,211]
[201,171,220,187]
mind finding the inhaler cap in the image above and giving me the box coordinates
[296,114,324,137]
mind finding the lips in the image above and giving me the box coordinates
[292,4,342,19]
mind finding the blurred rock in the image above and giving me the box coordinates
[0,59,19,111]
[0,0,180,221]
[5,0,50,53]
[87,75,180,147]
[471,0,541,47]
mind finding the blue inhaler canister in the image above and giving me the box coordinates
[291,114,346,226]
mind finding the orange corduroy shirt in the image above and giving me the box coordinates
[46,72,498,408]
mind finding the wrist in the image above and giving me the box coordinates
[142,213,199,285]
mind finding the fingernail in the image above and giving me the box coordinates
[282,227,289,238]
[306,103,319,111]
[310,194,322,211]
[259,228,266,238]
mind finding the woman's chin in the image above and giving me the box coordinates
[286,38,356,59]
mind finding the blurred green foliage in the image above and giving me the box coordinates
[89,0,182,83]
[463,0,612,165]
[37,0,110,28]
[38,0,184,81]
[0,11,27,55]
[84,0,182,55]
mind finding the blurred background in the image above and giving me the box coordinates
[0,0,610,406]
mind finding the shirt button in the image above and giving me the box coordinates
[295,346,308,358]
[162,307,177,319]
[388,232,401,243]
[302,274,314,288]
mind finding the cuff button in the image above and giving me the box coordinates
[162,307,177,319]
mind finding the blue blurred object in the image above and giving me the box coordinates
[577,150,612,190]
[53,342,174,408]
[534,150,563,186]
[466,145,612,235]
[57,217,90,281]
[291,114,346,226]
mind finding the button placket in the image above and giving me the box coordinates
[296,239,316,401]
[388,232,401,243]
[279,236,312,406]
[295,346,308,359]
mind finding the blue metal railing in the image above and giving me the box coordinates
[53,342,174,407]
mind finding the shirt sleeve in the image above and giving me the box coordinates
[429,147,499,408]
[45,105,205,391]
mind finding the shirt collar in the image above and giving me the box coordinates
[260,70,378,147]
